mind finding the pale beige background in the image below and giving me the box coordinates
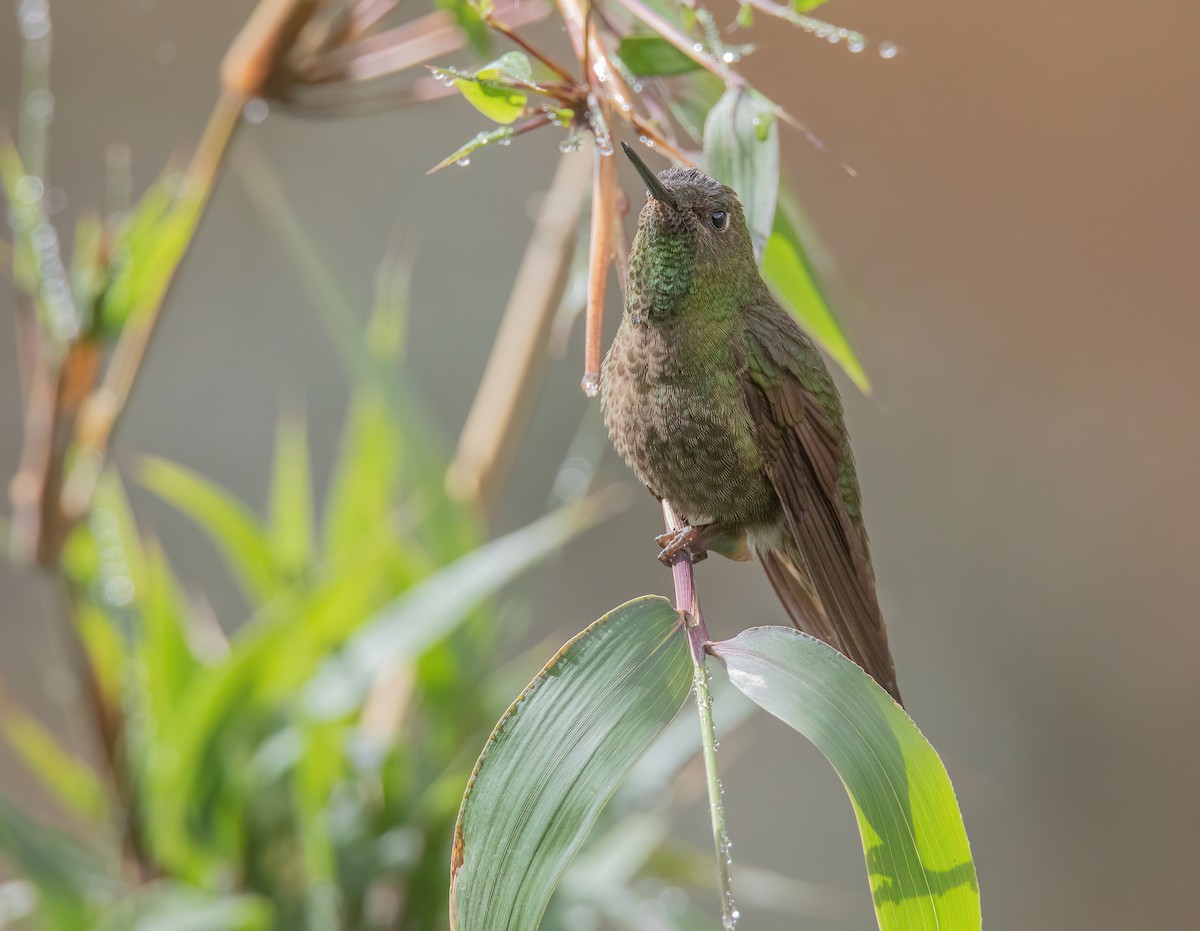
[1,1,1198,928]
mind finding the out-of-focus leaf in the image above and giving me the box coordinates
[268,414,315,581]
[138,456,278,602]
[618,34,702,76]
[323,389,405,562]
[712,626,980,931]
[93,882,272,931]
[438,52,534,124]
[450,596,691,930]
[795,0,830,10]
[291,721,342,927]
[762,199,870,392]
[322,250,414,559]
[100,172,205,337]
[236,145,479,564]
[140,537,200,710]
[0,794,108,930]
[704,87,779,260]
[0,709,107,822]
[305,495,609,718]
[438,0,491,53]
[428,126,515,175]
[141,538,401,881]
[69,212,106,333]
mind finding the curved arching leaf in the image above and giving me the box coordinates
[451,596,692,930]
[712,626,980,931]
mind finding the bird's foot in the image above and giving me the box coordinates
[655,524,714,566]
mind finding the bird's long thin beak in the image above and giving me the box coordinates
[621,142,678,211]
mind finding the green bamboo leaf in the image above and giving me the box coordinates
[618,34,702,76]
[268,414,315,580]
[450,596,692,930]
[428,126,515,175]
[704,87,779,260]
[439,51,534,125]
[138,456,278,602]
[711,626,980,931]
[762,198,870,392]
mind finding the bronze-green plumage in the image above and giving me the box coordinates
[601,144,901,704]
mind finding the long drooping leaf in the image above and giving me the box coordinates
[762,197,870,391]
[304,496,609,718]
[711,626,980,931]
[450,596,692,930]
[704,87,779,260]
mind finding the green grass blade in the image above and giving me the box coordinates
[711,626,980,931]
[762,198,870,392]
[450,596,692,931]
[138,456,278,602]
[268,414,315,581]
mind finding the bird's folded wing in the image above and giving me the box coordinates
[740,304,901,704]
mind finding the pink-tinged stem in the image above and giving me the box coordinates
[661,499,737,928]
[662,500,711,664]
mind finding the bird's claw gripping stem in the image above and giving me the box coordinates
[656,524,712,566]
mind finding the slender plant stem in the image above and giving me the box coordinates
[662,501,737,928]
[445,149,592,510]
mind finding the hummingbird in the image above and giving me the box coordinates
[601,143,901,704]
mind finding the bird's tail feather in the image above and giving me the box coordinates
[757,545,903,706]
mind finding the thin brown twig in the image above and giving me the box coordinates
[486,13,576,84]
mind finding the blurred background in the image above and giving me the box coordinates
[2,0,1198,928]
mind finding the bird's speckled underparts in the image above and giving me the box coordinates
[601,143,902,705]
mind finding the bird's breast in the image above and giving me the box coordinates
[600,320,777,527]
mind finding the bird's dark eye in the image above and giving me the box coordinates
[710,210,728,230]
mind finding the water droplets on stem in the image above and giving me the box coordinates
[580,371,600,397]
[242,98,269,124]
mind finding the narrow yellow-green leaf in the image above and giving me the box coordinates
[712,626,980,931]
[0,711,107,822]
[762,200,870,392]
[428,126,515,175]
[268,414,315,579]
[451,596,692,930]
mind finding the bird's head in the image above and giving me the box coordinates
[621,143,758,321]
